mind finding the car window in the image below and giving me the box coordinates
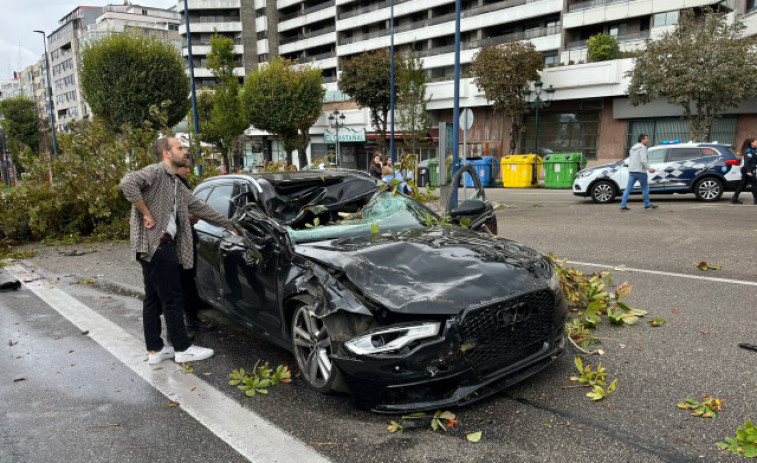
[194,186,212,202]
[286,192,434,243]
[205,184,234,218]
[668,148,703,162]
[647,148,666,164]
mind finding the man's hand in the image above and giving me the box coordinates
[188,213,199,225]
[649,168,655,173]
[143,214,156,229]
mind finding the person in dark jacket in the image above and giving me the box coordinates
[731,137,757,204]
[369,153,383,179]
[176,165,214,332]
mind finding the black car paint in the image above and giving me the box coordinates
[192,171,567,412]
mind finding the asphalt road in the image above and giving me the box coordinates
[1,188,755,463]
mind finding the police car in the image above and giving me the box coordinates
[573,142,742,203]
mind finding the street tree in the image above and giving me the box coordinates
[470,42,543,155]
[627,8,757,142]
[397,51,432,158]
[587,33,620,62]
[200,33,248,172]
[241,57,324,167]
[80,34,189,132]
[338,48,394,154]
[0,96,40,154]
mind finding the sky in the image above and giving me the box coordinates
[1,0,178,81]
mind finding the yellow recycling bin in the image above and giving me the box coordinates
[500,154,542,188]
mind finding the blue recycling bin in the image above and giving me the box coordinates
[465,156,496,187]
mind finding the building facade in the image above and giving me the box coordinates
[183,0,756,168]
[41,4,181,128]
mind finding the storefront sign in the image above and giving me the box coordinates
[324,128,366,143]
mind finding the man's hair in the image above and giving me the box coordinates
[638,133,648,143]
[155,138,173,161]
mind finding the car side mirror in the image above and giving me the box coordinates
[448,199,486,218]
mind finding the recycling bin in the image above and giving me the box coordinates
[500,154,542,188]
[543,153,587,189]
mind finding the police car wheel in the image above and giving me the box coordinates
[693,177,723,202]
[591,181,616,203]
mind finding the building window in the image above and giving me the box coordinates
[522,111,600,159]
[653,11,679,28]
[628,117,736,149]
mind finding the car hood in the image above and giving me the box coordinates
[294,227,553,315]
[577,160,625,176]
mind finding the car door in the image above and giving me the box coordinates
[645,147,668,191]
[194,181,235,306]
[445,164,497,234]
[661,147,705,191]
[217,182,283,336]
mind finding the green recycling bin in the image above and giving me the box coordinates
[428,158,439,187]
[543,153,587,189]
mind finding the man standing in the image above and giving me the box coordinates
[620,133,657,211]
[121,138,235,364]
[176,165,213,333]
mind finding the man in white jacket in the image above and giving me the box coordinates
[620,133,657,211]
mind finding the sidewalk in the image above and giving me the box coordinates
[11,241,144,298]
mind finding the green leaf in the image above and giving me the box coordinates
[647,318,666,327]
[467,431,483,442]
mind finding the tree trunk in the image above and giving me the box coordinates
[297,131,310,168]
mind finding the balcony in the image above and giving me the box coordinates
[280,26,335,45]
[565,29,649,49]
[279,0,335,23]
[567,0,631,13]
[184,0,240,9]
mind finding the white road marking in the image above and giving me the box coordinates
[566,261,757,287]
[5,265,332,463]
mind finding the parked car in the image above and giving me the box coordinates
[301,162,338,170]
[191,168,567,412]
[573,142,742,203]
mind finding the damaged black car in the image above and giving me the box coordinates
[192,167,567,413]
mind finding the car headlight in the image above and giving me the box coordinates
[344,322,441,355]
[574,170,591,179]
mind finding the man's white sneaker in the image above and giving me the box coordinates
[174,345,214,363]
[148,345,175,364]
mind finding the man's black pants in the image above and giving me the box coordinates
[139,242,192,352]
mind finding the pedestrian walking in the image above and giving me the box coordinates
[620,133,657,211]
[731,137,757,204]
[121,138,236,364]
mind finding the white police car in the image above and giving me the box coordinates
[573,142,742,203]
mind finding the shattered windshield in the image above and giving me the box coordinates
[287,192,437,243]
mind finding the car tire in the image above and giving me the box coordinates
[291,304,341,393]
[694,177,723,202]
[590,180,617,203]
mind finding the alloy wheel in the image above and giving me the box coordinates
[292,306,333,390]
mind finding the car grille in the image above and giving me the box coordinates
[460,289,554,377]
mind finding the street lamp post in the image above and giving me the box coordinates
[33,30,58,157]
[328,109,346,166]
[522,80,555,156]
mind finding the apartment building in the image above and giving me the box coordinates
[188,0,757,169]
[19,60,48,118]
[42,4,181,128]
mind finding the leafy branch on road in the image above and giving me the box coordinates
[567,357,618,402]
[228,361,292,397]
[717,421,757,458]
[550,256,649,353]
[677,396,724,418]
[387,410,482,442]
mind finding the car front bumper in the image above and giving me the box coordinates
[332,288,568,413]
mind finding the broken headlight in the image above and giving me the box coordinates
[344,322,441,355]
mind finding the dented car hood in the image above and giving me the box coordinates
[294,227,553,315]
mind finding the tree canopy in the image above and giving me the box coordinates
[470,42,543,155]
[397,51,432,156]
[587,33,620,62]
[241,57,324,167]
[80,33,190,131]
[627,8,757,142]
[198,33,247,171]
[338,48,394,154]
[0,96,40,154]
